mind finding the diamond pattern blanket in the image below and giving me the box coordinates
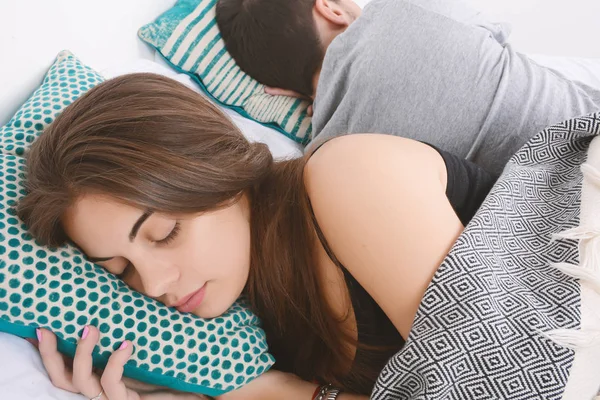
[372,113,600,400]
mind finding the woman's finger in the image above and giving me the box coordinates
[100,341,138,400]
[72,325,104,397]
[36,328,78,392]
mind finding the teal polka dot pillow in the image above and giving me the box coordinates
[0,50,274,397]
[139,0,313,145]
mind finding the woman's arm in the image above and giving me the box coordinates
[305,134,464,338]
[216,370,368,400]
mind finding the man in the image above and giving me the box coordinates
[216,0,600,175]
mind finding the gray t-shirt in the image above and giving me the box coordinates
[307,0,600,175]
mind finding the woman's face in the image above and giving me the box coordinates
[62,193,252,319]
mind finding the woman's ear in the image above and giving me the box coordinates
[314,0,351,27]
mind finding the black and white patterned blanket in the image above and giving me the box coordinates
[372,113,600,400]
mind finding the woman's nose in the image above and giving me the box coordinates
[134,256,179,298]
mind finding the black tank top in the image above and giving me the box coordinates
[309,144,497,393]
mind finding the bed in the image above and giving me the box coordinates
[0,0,599,399]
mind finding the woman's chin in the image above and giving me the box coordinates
[191,301,232,319]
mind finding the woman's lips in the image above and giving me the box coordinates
[173,285,206,313]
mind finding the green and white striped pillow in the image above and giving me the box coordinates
[0,50,274,397]
[139,0,313,144]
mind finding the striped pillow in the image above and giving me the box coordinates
[139,0,313,144]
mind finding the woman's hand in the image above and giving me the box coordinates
[33,326,205,400]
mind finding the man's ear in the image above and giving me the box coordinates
[314,0,350,27]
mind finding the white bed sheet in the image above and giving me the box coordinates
[0,332,85,400]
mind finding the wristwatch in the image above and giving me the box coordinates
[315,384,343,400]
[323,387,342,400]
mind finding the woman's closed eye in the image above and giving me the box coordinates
[117,222,181,279]
[156,221,181,245]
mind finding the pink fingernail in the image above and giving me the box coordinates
[119,341,128,350]
[81,326,89,340]
[36,329,42,343]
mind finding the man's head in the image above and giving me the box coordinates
[216,0,361,98]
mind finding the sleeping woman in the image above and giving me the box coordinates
[17,73,496,400]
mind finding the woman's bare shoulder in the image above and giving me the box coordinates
[304,134,462,337]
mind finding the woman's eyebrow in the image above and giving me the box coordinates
[129,210,153,241]
[85,210,154,263]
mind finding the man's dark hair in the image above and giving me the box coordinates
[216,0,324,97]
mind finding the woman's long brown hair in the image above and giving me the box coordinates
[17,74,378,393]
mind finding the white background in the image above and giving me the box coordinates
[0,0,176,125]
